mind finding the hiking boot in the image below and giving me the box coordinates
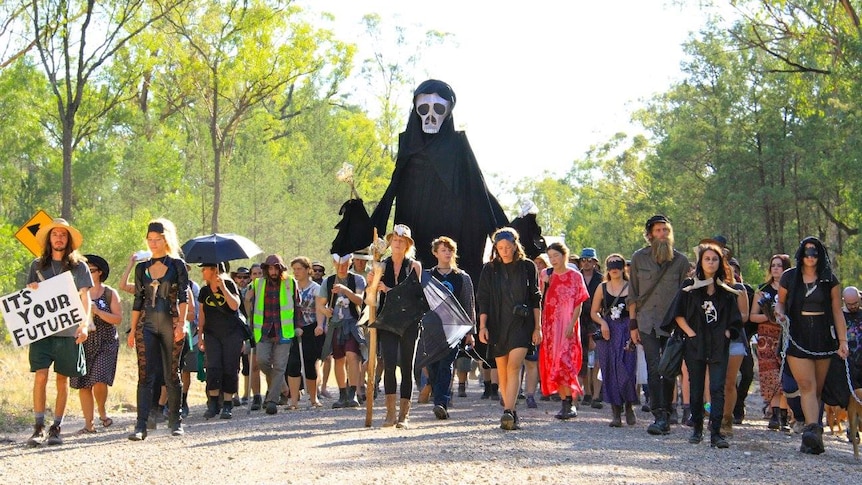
[46,425,63,446]
[647,413,671,435]
[265,401,278,415]
[220,402,233,419]
[250,395,262,411]
[555,397,577,420]
[433,404,449,420]
[481,381,491,400]
[26,424,45,447]
[458,382,467,398]
[241,396,249,406]
[489,383,500,401]
[801,424,824,454]
[526,395,538,409]
[682,405,692,427]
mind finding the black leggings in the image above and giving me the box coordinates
[135,313,182,427]
[203,330,244,394]
[287,333,322,379]
[379,323,419,399]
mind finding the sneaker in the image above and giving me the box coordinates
[171,422,185,437]
[526,395,538,409]
[147,410,157,430]
[668,407,679,425]
[251,395,262,411]
[710,434,729,449]
[647,416,671,436]
[232,396,241,407]
[127,427,147,441]
[46,425,63,446]
[181,403,190,419]
[265,401,278,415]
[433,404,449,420]
[241,396,249,406]
[591,399,604,410]
[26,425,45,447]
[582,394,592,405]
[500,410,516,430]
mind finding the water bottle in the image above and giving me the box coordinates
[134,249,152,261]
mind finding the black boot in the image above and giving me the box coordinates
[345,386,360,408]
[610,405,623,427]
[768,406,781,430]
[458,382,467,398]
[682,404,692,427]
[489,383,500,400]
[668,405,679,425]
[647,410,670,435]
[481,380,490,399]
[332,388,348,409]
[220,401,233,419]
[204,396,220,419]
[688,421,704,444]
[710,419,728,448]
[556,397,576,420]
[779,408,791,433]
[801,423,824,454]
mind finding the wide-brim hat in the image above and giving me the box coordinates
[36,218,83,251]
[352,248,373,261]
[385,224,415,247]
[231,266,250,277]
[84,254,110,281]
[260,254,286,271]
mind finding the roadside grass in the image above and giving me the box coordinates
[0,344,209,434]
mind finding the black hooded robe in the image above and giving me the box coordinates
[370,79,508,282]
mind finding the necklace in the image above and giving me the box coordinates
[435,266,452,275]
[50,260,64,275]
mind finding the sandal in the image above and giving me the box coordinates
[76,427,97,435]
[100,417,113,428]
[310,401,323,408]
[285,404,299,411]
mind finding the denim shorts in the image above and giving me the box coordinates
[729,341,747,357]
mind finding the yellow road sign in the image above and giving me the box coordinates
[15,210,54,256]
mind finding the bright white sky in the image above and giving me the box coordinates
[300,1,728,188]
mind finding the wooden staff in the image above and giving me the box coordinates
[364,229,384,427]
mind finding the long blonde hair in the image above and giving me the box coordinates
[147,218,181,258]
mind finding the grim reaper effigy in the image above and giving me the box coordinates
[370,79,508,281]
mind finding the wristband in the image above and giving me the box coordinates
[628,318,638,331]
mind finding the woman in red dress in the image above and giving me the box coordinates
[540,242,589,420]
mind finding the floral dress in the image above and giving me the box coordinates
[540,269,589,396]
[756,284,782,403]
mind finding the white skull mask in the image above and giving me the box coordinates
[415,93,451,134]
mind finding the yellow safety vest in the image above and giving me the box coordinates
[251,277,295,343]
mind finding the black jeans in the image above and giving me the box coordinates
[735,352,754,416]
[640,330,676,417]
[379,324,420,399]
[686,356,728,434]
[135,313,182,428]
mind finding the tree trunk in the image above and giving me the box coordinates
[62,115,74,220]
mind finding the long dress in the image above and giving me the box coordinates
[70,286,120,389]
[756,284,782,404]
[594,282,638,405]
[540,269,589,396]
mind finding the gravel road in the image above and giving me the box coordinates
[1,387,859,484]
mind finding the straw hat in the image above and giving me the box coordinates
[35,218,83,251]
[385,224,415,247]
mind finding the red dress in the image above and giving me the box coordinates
[540,269,589,396]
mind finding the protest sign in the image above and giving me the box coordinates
[1,271,87,347]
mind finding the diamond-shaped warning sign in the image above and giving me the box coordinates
[15,210,54,256]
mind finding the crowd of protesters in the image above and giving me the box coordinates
[19,215,862,459]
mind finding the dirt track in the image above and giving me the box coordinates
[1,384,859,484]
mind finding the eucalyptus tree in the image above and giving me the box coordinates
[28,0,186,220]
[158,0,354,232]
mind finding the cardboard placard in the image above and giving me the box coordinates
[1,272,87,347]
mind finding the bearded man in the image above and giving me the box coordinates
[627,215,690,436]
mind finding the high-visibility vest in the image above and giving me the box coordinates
[251,277,295,343]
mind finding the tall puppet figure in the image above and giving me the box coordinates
[371,79,508,281]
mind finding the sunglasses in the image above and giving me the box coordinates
[312,268,324,273]
[803,247,819,258]
[236,275,250,279]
